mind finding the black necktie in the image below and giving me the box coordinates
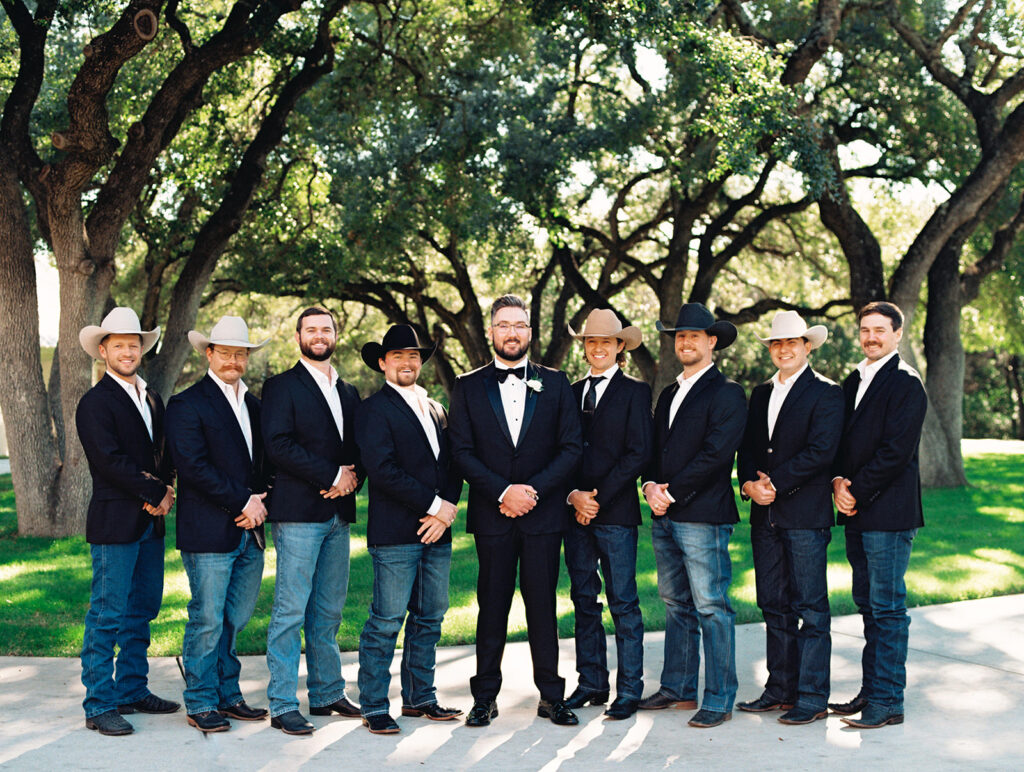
[496,366,526,383]
[583,375,605,413]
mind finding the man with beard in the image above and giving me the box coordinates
[449,295,583,728]
[354,325,464,734]
[76,307,178,736]
[165,316,272,733]
[261,307,364,735]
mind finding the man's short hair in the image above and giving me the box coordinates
[490,294,530,324]
[295,306,337,333]
[858,301,904,331]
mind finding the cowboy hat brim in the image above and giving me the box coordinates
[361,340,437,373]
[656,319,737,350]
[756,325,828,350]
[567,323,643,351]
[79,325,160,360]
[187,330,271,355]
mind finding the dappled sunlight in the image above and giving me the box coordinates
[978,505,1024,522]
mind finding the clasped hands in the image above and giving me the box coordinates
[499,484,538,518]
[418,500,458,544]
[642,481,672,517]
[143,485,175,517]
[568,488,599,526]
[833,477,857,515]
[742,471,776,506]
[235,492,268,530]
[320,464,358,500]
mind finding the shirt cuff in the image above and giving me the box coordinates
[566,489,580,505]
[332,467,344,488]
[664,487,676,503]
[427,496,442,517]
[498,485,512,504]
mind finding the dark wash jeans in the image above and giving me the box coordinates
[563,522,644,700]
[846,527,917,713]
[357,541,452,717]
[750,520,832,711]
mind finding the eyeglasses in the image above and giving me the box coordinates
[492,323,530,333]
[212,350,250,362]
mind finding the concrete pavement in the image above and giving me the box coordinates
[1,594,1022,770]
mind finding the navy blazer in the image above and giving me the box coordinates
[570,369,652,526]
[737,367,844,529]
[646,364,746,524]
[355,385,463,546]
[261,362,363,523]
[75,373,174,544]
[834,355,927,532]
[166,375,271,553]
[449,362,582,536]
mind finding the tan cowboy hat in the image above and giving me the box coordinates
[188,316,270,354]
[568,308,642,351]
[79,307,160,359]
[756,310,828,349]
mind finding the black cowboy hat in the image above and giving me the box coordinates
[360,324,437,372]
[655,303,737,350]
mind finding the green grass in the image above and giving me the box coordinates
[1,446,1022,656]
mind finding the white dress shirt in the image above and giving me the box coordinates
[580,363,618,410]
[495,357,528,446]
[767,363,808,439]
[387,381,442,517]
[854,350,899,409]
[667,362,714,428]
[299,357,346,486]
[207,369,253,459]
[109,371,153,440]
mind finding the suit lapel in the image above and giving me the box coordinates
[847,356,898,429]
[483,365,515,447]
[383,385,438,457]
[202,375,251,460]
[592,368,625,419]
[104,374,154,447]
[667,366,718,439]
[294,362,343,445]
[774,367,814,432]
[518,362,540,444]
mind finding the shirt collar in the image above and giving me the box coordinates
[299,357,338,388]
[586,363,619,380]
[207,369,248,400]
[494,356,528,371]
[857,350,899,379]
[108,370,146,398]
[676,361,714,388]
[772,362,808,389]
[386,380,428,401]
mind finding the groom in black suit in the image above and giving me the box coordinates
[449,294,583,727]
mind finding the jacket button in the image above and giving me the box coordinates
[583,441,589,447]
[767,448,773,454]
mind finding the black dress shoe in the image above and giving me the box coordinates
[537,699,579,726]
[828,695,868,715]
[840,703,904,729]
[687,708,732,728]
[218,701,268,721]
[118,694,181,714]
[778,706,828,725]
[187,711,231,733]
[271,710,315,735]
[603,697,639,721]
[85,710,134,736]
[465,700,498,727]
[564,686,609,709]
[309,697,361,717]
[362,714,401,734]
[401,703,463,721]
[736,693,795,713]
[638,691,698,711]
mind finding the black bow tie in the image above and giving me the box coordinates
[496,366,526,383]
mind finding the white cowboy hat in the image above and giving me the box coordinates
[755,310,828,350]
[568,308,643,351]
[188,316,270,354]
[79,307,160,360]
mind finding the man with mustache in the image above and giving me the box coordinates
[449,294,583,727]
[165,316,272,733]
[261,307,364,735]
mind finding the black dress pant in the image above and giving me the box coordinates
[470,528,565,703]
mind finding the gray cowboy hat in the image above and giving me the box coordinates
[79,307,160,359]
[755,310,828,350]
[188,316,270,354]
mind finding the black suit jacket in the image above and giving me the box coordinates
[261,362,363,523]
[75,373,174,544]
[166,375,271,552]
[737,367,844,529]
[834,355,927,532]
[646,365,746,524]
[355,385,463,546]
[449,362,582,536]
[570,369,652,526]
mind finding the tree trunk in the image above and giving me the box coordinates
[1007,354,1024,440]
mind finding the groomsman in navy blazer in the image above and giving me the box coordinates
[562,309,652,721]
[829,301,927,729]
[165,316,272,733]
[449,294,583,728]
[261,307,364,735]
[639,303,746,729]
[76,308,178,736]
[354,325,464,735]
[735,311,844,725]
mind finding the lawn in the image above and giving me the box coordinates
[0,444,1021,657]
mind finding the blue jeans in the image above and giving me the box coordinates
[564,523,644,700]
[357,542,452,717]
[81,521,164,718]
[651,517,737,713]
[266,517,350,717]
[181,530,265,714]
[750,522,832,711]
[846,528,917,712]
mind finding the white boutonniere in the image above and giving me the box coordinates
[526,378,543,393]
